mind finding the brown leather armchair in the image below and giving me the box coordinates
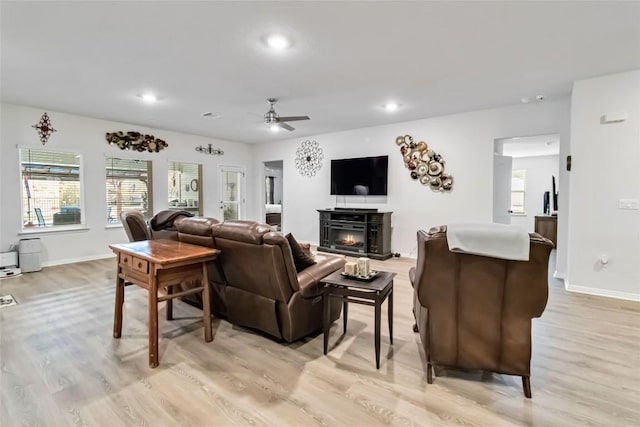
[210,220,345,342]
[120,210,150,241]
[410,225,553,397]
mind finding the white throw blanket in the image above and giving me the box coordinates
[446,222,530,261]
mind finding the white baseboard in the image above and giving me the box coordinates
[42,252,115,268]
[565,280,640,302]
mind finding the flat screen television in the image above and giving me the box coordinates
[330,155,388,196]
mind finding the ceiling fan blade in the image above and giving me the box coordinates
[276,116,310,122]
[278,122,295,131]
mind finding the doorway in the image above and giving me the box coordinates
[493,134,560,233]
[264,160,283,231]
[219,165,245,221]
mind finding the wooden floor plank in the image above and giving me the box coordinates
[1,251,639,426]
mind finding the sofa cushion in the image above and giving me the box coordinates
[286,233,316,272]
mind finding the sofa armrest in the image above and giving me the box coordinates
[297,255,345,298]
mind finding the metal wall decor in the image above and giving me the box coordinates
[395,134,453,192]
[195,144,224,156]
[32,112,57,145]
[106,131,168,152]
[295,140,323,177]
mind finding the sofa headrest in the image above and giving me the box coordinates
[211,220,273,244]
[175,216,218,236]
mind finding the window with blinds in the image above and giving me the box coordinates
[168,161,202,216]
[510,169,526,215]
[106,157,153,223]
[20,148,82,228]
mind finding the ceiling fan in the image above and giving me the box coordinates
[263,98,310,131]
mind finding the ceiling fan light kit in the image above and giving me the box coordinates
[263,98,310,132]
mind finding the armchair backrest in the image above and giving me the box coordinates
[120,210,150,242]
[415,225,553,375]
[211,220,298,303]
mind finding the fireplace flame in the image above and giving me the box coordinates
[344,234,355,245]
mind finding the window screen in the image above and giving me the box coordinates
[106,157,153,223]
[20,148,82,228]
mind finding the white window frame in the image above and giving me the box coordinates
[167,159,203,216]
[105,155,154,226]
[19,146,86,233]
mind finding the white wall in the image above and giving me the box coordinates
[252,98,571,269]
[264,165,283,205]
[0,103,254,266]
[567,70,640,301]
[511,155,559,231]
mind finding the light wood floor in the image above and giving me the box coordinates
[1,253,639,426]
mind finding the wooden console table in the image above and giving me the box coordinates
[109,239,220,368]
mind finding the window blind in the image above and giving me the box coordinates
[510,169,526,214]
[106,157,153,223]
[20,148,82,227]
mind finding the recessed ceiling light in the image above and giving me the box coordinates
[383,102,400,112]
[269,124,280,132]
[265,34,290,50]
[140,93,157,103]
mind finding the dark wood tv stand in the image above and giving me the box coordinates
[317,209,392,260]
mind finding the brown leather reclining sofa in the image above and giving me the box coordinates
[159,216,345,342]
[410,225,553,397]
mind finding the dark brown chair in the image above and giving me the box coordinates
[410,225,553,397]
[120,210,150,242]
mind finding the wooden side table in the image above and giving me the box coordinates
[109,239,220,368]
[321,270,396,369]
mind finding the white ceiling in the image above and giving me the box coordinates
[500,134,560,158]
[2,1,639,144]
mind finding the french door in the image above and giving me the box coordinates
[219,166,245,220]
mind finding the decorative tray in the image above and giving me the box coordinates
[340,270,380,282]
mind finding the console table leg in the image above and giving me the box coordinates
[202,263,213,342]
[166,285,173,321]
[113,275,124,338]
[388,286,393,345]
[343,298,348,334]
[323,293,330,355]
[148,274,159,368]
[375,300,381,369]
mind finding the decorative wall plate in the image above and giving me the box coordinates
[106,131,168,152]
[394,134,453,192]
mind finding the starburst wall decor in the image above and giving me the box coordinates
[32,112,57,145]
[295,140,323,177]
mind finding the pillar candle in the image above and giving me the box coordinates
[344,262,357,275]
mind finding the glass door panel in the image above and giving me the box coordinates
[219,166,244,220]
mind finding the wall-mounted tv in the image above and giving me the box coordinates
[330,155,388,196]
